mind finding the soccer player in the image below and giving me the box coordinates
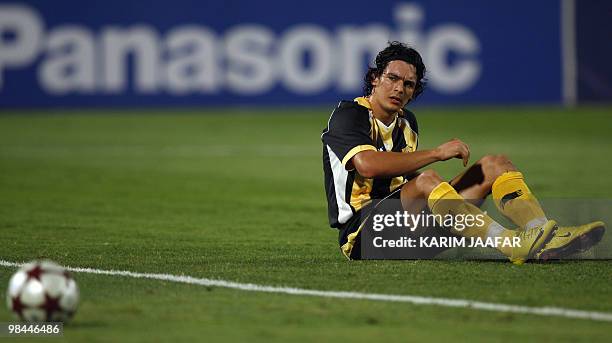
[321,41,605,263]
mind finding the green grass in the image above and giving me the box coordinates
[1,106,611,342]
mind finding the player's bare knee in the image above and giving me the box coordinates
[480,154,517,185]
[494,154,516,171]
[419,169,441,180]
[478,154,497,166]
[416,170,443,194]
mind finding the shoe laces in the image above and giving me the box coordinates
[517,227,542,241]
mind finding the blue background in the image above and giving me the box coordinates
[0,0,563,107]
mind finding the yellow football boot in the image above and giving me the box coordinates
[509,220,558,265]
[536,221,606,261]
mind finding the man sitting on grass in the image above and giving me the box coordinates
[321,41,605,262]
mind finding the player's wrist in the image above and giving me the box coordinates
[431,148,443,161]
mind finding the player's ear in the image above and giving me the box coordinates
[371,76,380,94]
[371,76,379,88]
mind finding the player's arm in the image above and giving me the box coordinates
[351,138,470,178]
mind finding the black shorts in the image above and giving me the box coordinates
[338,187,459,260]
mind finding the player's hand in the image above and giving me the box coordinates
[434,138,470,166]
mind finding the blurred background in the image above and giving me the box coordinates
[0,0,610,108]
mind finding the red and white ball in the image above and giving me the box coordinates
[6,260,79,322]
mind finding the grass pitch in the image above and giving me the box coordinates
[1,106,611,342]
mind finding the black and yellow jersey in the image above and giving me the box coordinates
[321,97,419,228]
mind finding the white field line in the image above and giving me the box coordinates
[2,260,611,322]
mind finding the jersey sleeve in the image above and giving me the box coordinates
[321,103,376,168]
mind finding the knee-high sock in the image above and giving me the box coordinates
[428,182,513,256]
[492,171,548,230]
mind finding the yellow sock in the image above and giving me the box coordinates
[492,171,548,230]
[428,182,514,256]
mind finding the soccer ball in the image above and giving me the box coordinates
[6,260,79,322]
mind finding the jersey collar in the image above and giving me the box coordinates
[354,96,404,118]
[354,96,372,110]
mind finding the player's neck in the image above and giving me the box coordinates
[369,97,397,126]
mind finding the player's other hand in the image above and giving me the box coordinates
[435,138,470,166]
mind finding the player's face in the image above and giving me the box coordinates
[371,60,417,113]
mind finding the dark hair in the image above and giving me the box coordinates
[363,41,427,99]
